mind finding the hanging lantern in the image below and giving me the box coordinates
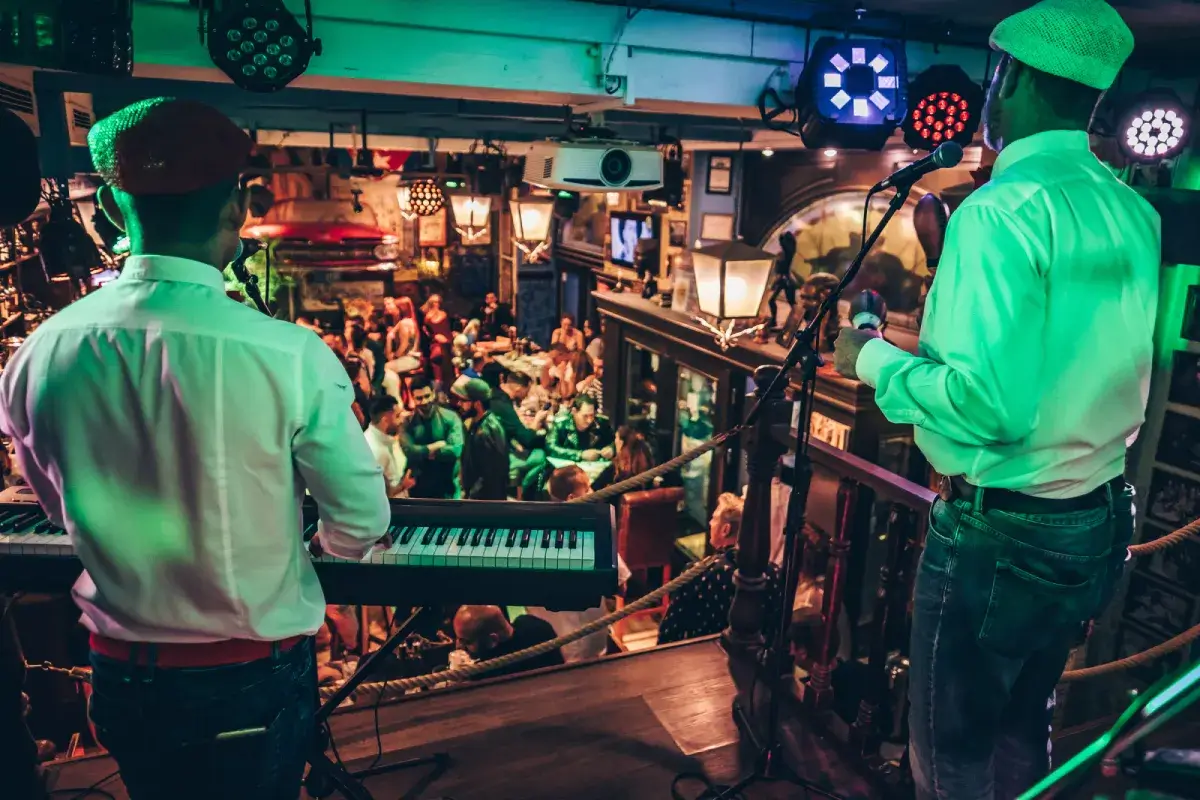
[509,198,554,261]
[396,185,418,221]
[406,179,444,217]
[449,194,492,243]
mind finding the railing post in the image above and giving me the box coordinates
[806,476,857,710]
[852,502,916,752]
[724,365,791,653]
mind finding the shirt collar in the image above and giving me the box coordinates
[992,130,1091,179]
[366,424,394,446]
[119,255,226,293]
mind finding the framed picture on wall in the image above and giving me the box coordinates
[706,155,733,195]
[418,208,447,246]
[1182,285,1200,342]
[1146,468,1200,528]
[1169,350,1200,409]
[700,213,734,242]
[1156,411,1200,474]
[1116,621,1182,685]
[1147,533,1200,593]
[1124,570,1195,637]
[668,219,688,248]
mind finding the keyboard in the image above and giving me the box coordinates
[0,489,618,610]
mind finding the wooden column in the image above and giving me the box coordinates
[723,365,791,653]
[806,476,858,710]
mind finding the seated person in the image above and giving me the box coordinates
[550,314,585,352]
[547,395,615,463]
[489,371,549,495]
[473,291,514,341]
[657,492,784,646]
[452,605,563,679]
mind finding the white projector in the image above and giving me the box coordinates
[523,140,663,192]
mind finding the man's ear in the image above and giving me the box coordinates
[1001,58,1023,101]
[224,185,252,232]
[96,185,126,232]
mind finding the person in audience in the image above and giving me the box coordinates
[473,291,514,341]
[322,331,347,359]
[422,294,453,390]
[385,296,420,361]
[453,378,509,501]
[490,371,549,497]
[550,314,585,352]
[364,395,413,498]
[399,376,464,499]
[547,395,615,463]
[344,320,376,381]
[593,426,654,491]
[295,315,320,332]
[475,347,505,390]
[576,357,604,409]
[547,463,592,502]
[452,606,563,679]
[584,318,604,363]
[343,356,372,429]
[657,492,784,645]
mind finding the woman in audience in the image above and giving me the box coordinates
[344,321,376,382]
[422,294,453,390]
[386,296,420,361]
[593,426,653,491]
[656,492,784,645]
[343,356,372,429]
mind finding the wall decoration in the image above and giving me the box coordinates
[1180,285,1200,342]
[699,213,734,242]
[668,219,688,248]
[1147,534,1200,594]
[559,193,608,256]
[1168,350,1200,409]
[1155,411,1200,475]
[1116,621,1183,685]
[706,155,733,195]
[300,274,387,312]
[1124,570,1195,637]
[418,208,448,247]
[1146,468,1200,528]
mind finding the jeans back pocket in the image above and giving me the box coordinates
[978,560,1096,660]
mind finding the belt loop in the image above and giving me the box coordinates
[271,640,281,660]
[972,485,985,515]
[1104,481,1115,516]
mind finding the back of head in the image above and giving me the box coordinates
[713,492,744,539]
[368,394,398,424]
[615,430,653,479]
[453,605,509,644]
[504,370,532,390]
[548,465,591,501]
[0,109,41,227]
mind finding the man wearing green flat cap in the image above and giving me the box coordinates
[833,1,1161,797]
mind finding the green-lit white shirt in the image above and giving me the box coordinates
[858,130,1161,498]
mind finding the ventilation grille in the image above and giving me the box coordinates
[542,158,554,180]
[71,108,92,130]
[0,80,34,116]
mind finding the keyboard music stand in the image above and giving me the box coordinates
[304,607,449,800]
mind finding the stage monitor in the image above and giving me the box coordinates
[610,212,657,267]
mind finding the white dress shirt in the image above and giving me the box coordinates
[365,423,408,498]
[858,131,1161,498]
[0,255,391,642]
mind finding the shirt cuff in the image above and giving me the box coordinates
[855,336,910,388]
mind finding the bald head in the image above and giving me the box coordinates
[454,605,513,658]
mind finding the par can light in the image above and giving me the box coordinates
[207,0,320,93]
[1119,91,1189,163]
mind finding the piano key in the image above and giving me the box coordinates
[554,531,564,550]
[519,530,531,548]
[457,528,471,547]
[435,528,451,547]
[421,527,437,546]
[505,529,517,548]
[399,526,421,546]
[541,530,551,549]
[471,529,484,547]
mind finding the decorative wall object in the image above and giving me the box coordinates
[699,213,734,242]
[418,208,448,247]
[1116,622,1183,685]
[1124,570,1195,638]
[1155,411,1200,474]
[1146,468,1200,528]
[706,155,733,194]
[669,219,688,248]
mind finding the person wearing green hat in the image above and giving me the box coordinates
[453,378,510,500]
[833,2,1161,797]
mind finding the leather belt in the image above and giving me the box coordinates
[89,633,304,668]
[938,475,1122,515]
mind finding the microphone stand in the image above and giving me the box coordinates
[709,182,912,800]
[229,243,274,317]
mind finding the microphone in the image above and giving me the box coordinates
[871,142,964,193]
[0,109,42,227]
[850,289,887,331]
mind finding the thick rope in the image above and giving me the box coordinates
[571,427,741,505]
[319,553,721,701]
[1127,517,1200,556]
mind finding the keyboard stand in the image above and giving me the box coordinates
[304,607,450,800]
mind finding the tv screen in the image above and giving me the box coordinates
[610,213,656,267]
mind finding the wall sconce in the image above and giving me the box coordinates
[690,240,774,349]
[396,185,418,221]
[510,198,554,261]
[449,194,492,243]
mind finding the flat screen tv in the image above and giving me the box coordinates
[609,212,657,268]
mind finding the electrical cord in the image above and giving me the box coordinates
[47,767,120,800]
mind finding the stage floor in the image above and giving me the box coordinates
[48,637,878,799]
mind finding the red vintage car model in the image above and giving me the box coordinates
[242,199,401,269]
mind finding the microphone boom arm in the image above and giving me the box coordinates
[230,253,273,317]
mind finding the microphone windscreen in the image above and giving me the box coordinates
[850,289,887,330]
[0,109,42,227]
[933,141,964,169]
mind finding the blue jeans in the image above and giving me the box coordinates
[88,637,316,800]
[908,483,1133,800]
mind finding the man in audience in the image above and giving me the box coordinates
[452,606,563,679]
[490,371,549,496]
[473,291,514,341]
[547,464,592,502]
[453,378,509,501]
[658,492,784,645]
[548,395,615,463]
[400,376,464,499]
[364,395,413,499]
[322,331,347,359]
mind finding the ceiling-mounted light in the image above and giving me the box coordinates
[206,0,321,93]
[510,198,555,261]
[823,148,838,157]
[1120,91,1190,164]
[795,37,907,151]
[761,147,775,158]
[902,65,984,152]
[406,179,444,217]
[450,194,492,243]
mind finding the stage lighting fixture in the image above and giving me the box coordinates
[207,0,320,93]
[902,65,984,152]
[405,179,445,217]
[795,37,907,151]
[1120,91,1190,163]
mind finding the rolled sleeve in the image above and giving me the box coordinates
[855,337,912,389]
[293,336,390,560]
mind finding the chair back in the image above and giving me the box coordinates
[616,486,685,570]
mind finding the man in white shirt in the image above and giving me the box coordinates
[833,3,1158,798]
[0,98,390,799]
[364,395,412,498]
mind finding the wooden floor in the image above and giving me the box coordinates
[48,638,878,799]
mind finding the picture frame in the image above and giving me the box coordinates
[1168,350,1200,409]
[1155,411,1200,475]
[699,212,734,242]
[1115,621,1182,686]
[1124,570,1195,638]
[1182,285,1200,342]
[1146,530,1200,594]
[418,208,447,247]
[668,219,688,248]
[1146,468,1200,528]
[706,154,733,195]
